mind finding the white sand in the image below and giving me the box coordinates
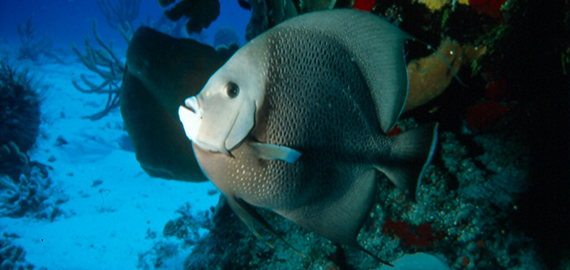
[1,59,219,270]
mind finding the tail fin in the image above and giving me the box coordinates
[380,123,438,202]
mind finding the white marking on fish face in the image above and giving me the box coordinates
[179,43,267,156]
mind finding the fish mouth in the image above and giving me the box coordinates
[179,104,201,142]
[178,96,233,157]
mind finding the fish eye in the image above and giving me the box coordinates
[226,82,239,98]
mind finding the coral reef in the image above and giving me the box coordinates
[138,203,212,269]
[0,61,67,221]
[17,17,65,64]
[96,0,141,39]
[163,203,211,243]
[0,142,30,183]
[0,233,37,270]
[0,142,68,222]
[0,60,41,154]
[137,240,181,270]
[0,168,68,221]
[159,0,221,34]
[71,20,125,120]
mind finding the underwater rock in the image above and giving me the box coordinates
[0,60,41,154]
[120,27,230,182]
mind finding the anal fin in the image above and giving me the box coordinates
[276,170,392,266]
[226,196,305,257]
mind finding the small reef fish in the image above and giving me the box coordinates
[178,8,438,265]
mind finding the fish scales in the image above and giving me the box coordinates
[250,26,394,212]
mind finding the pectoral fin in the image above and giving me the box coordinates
[249,142,301,163]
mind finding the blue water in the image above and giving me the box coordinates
[0,0,250,50]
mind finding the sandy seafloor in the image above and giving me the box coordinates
[0,53,221,270]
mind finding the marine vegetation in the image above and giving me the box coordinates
[16,17,65,64]
[96,0,141,41]
[71,20,125,120]
[0,61,68,222]
[77,0,220,121]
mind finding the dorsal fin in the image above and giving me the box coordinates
[275,9,412,133]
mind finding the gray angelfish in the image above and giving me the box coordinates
[178,8,438,265]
